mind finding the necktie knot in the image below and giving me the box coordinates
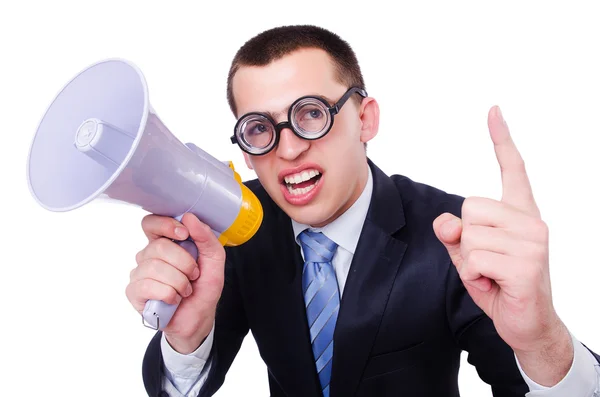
[299,230,338,263]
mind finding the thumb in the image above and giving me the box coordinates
[179,213,226,309]
[433,213,463,267]
[180,213,226,282]
[180,213,225,260]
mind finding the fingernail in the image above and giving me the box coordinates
[175,227,187,239]
[184,284,193,297]
[442,218,459,237]
[191,267,200,280]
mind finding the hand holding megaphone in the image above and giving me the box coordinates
[26,59,263,332]
[127,212,225,353]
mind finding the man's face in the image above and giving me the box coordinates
[231,48,379,227]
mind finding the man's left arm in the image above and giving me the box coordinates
[434,105,600,395]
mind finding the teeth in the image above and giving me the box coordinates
[287,183,317,196]
[284,169,320,185]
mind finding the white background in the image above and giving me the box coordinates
[1,1,599,395]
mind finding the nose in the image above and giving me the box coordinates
[275,127,310,160]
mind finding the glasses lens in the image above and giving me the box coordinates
[238,114,275,151]
[291,98,331,138]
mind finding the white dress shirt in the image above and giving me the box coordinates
[161,167,600,396]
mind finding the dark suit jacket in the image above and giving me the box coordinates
[142,159,599,396]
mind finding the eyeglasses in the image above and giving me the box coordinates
[230,87,368,155]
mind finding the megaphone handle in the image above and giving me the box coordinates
[142,239,199,331]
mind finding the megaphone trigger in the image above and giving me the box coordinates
[26,58,264,332]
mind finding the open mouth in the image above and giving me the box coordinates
[282,169,323,196]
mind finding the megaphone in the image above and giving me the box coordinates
[26,58,263,331]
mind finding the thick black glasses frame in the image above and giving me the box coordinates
[230,86,368,155]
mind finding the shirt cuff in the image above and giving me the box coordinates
[161,323,215,379]
[515,333,599,396]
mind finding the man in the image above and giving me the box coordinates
[128,25,600,396]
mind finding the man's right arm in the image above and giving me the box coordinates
[128,213,227,397]
[142,245,251,397]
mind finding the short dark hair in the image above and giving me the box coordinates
[226,25,366,117]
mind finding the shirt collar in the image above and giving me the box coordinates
[291,165,373,255]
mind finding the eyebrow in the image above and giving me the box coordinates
[321,95,336,104]
[258,94,336,121]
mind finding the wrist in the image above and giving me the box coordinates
[165,323,213,355]
[514,319,574,387]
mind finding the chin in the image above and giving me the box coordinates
[285,205,333,227]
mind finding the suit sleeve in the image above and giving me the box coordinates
[445,261,531,396]
[197,253,250,396]
[142,254,250,397]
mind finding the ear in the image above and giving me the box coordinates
[242,152,254,170]
[358,97,380,143]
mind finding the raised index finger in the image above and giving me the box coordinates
[488,106,539,216]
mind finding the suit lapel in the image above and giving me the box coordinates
[329,160,408,397]
[260,204,323,396]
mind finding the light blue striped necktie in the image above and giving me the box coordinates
[299,230,339,397]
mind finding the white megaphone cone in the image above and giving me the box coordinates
[26,58,263,330]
